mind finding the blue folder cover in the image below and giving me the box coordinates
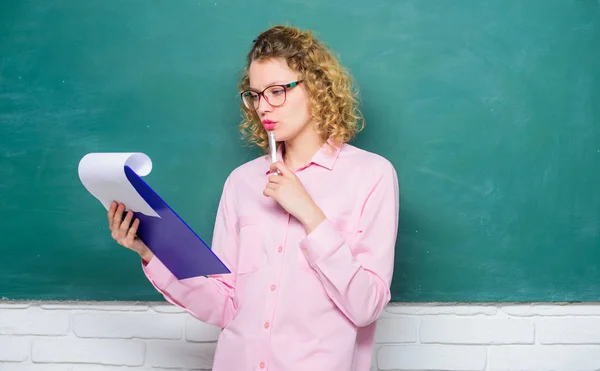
[123,165,230,279]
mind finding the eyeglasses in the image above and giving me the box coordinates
[240,80,303,111]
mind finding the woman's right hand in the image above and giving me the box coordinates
[107,201,154,263]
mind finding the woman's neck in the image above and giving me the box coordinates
[282,130,323,172]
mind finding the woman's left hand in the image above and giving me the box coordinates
[264,161,325,233]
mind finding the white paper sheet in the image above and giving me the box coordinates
[78,152,160,218]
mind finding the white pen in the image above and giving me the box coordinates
[268,131,277,164]
[267,130,281,174]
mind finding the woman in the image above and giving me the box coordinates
[108,25,399,371]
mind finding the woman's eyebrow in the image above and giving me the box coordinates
[249,80,292,91]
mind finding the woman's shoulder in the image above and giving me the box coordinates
[339,143,397,177]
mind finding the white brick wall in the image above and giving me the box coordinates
[1,301,600,370]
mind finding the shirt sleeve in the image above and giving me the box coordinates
[298,161,399,327]
[142,175,240,329]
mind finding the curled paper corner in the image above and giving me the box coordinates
[78,152,160,218]
[78,152,153,178]
[124,152,153,177]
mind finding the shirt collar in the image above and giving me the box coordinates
[265,138,342,174]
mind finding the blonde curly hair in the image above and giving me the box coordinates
[238,25,365,153]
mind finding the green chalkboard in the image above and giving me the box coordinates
[2,0,599,302]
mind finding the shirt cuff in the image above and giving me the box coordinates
[141,255,174,290]
[299,218,345,265]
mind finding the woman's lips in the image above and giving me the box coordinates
[262,120,276,130]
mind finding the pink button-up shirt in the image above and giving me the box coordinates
[142,141,399,371]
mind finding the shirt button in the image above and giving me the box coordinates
[277,246,283,253]
[270,284,276,292]
[260,362,265,369]
[303,248,309,256]
[264,321,270,329]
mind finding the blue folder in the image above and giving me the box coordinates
[123,165,230,279]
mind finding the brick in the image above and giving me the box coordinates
[73,312,182,339]
[41,303,148,311]
[185,316,221,342]
[501,304,600,317]
[377,345,487,371]
[146,341,216,369]
[72,367,154,371]
[32,338,144,366]
[489,345,600,370]
[370,344,382,371]
[0,301,31,309]
[4,365,73,371]
[0,337,29,362]
[421,316,534,344]
[151,303,185,313]
[537,317,600,344]
[386,303,498,316]
[0,307,69,335]
[374,317,418,343]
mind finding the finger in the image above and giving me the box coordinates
[268,175,282,184]
[264,182,278,191]
[116,211,132,245]
[269,161,293,177]
[120,210,134,234]
[112,203,126,231]
[126,218,140,243]
[263,182,279,198]
[107,201,117,225]
[117,212,132,244]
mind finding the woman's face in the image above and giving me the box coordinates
[247,57,313,143]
